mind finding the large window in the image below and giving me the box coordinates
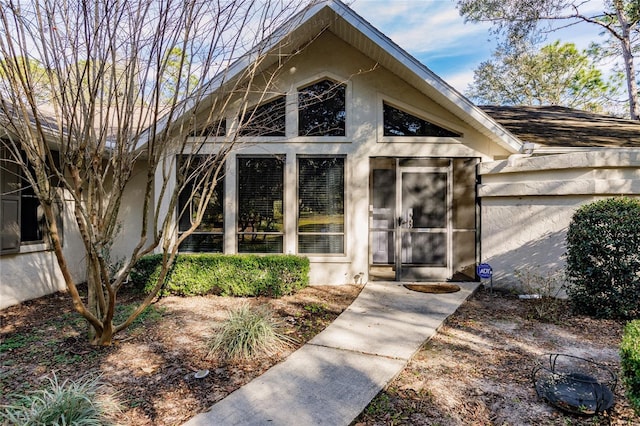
[298,79,346,136]
[176,156,224,253]
[238,96,286,137]
[237,156,284,253]
[298,157,344,254]
[383,102,461,137]
[1,146,62,254]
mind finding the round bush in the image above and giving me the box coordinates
[565,197,640,319]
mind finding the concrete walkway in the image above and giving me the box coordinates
[184,281,479,426]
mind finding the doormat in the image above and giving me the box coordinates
[403,283,461,293]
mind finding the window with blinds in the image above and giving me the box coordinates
[237,156,284,253]
[298,157,344,254]
[298,79,346,136]
[176,156,224,253]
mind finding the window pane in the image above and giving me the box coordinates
[298,234,343,254]
[383,103,461,137]
[238,97,286,137]
[238,157,284,253]
[188,119,226,137]
[298,157,344,254]
[298,80,345,136]
[177,156,224,253]
[179,234,223,253]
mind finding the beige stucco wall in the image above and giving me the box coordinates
[479,150,640,290]
[1,160,149,310]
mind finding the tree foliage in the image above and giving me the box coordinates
[0,0,305,345]
[458,0,640,119]
[467,41,621,113]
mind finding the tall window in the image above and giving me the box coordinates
[1,146,62,254]
[177,156,224,253]
[237,156,284,253]
[298,157,344,254]
[298,79,346,136]
[383,102,461,137]
[238,96,286,137]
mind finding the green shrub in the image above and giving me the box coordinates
[206,304,295,360]
[565,197,640,319]
[129,254,309,297]
[621,320,640,415]
[0,374,120,425]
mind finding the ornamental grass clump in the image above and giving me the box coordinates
[0,374,120,425]
[207,304,296,361]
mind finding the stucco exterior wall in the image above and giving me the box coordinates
[167,31,504,285]
[479,150,640,289]
[1,161,149,309]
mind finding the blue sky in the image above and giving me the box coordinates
[350,0,609,94]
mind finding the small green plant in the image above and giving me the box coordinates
[514,267,566,322]
[303,302,328,315]
[566,197,640,319]
[207,304,296,360]
[621,320,640,415]
[0,373,120,425]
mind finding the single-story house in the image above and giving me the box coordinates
[2,0,640,309]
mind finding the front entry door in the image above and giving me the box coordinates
[370,159,452,281]
[396,166,451,280]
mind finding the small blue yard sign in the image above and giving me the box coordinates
[477,263,493,279]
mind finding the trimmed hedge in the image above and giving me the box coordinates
[565,197,640,319]
[621,320,640,415]
[129,254,309,297]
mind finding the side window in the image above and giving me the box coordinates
[238,96,286,137]
[298,79,346,136]
[237,156,284,253]
[176,156,224,253]
[1,145,62,254]
[1,147,21,253]
[383,102,461,137]
[298,156,344,254]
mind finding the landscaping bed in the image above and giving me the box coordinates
[354,286,639,425]
[0,284,362,425]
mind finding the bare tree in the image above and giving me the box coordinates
[458,0,640,120]
[0,0,309,345]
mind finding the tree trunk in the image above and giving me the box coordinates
[616,1,640,120]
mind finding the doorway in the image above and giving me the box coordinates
[369,158,478,281]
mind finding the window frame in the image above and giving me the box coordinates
[291,73,353,143]
[236,155,285,254]
[176,155,225,253]
[236,96,287,138]
[296,155,346,256]
[378,96,464,143]
[1,145,63,255]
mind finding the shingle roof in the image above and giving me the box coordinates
[480,105,640,148]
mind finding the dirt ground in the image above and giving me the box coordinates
[0,284,363,425]
[355,286,639,426]
[1,284,638,425]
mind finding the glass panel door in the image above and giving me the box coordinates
[396,166,451,280]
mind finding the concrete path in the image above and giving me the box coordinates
[184,281,479,426]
